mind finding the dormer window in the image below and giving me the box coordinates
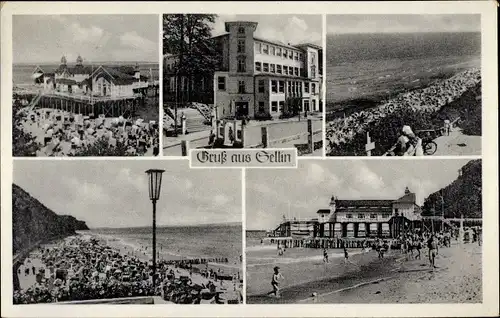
[238,27,245,35]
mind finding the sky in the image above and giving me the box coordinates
[246,159,474,230]
[13,15,159,64]
[213,14,322,46]
[13,160,241,229]
[327,14,481,34]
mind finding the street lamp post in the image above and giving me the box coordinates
[145,169,165,293]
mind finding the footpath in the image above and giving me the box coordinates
[432,128,481,156]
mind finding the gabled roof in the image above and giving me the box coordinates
[92,65,141,85]
[393,192,417,204]
[33,66,44,74]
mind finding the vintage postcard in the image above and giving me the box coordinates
[1,2,498,318]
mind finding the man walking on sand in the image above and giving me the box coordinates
[268,266,284,298]
[323,248,329,263]
[427,234,439,269]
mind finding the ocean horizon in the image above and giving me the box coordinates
[86,223,242,267]
[13,62,159,85]
[326,31,481,105]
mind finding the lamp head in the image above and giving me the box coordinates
[145,169,165,201]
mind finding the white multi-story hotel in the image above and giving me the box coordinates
[164,20,323,120]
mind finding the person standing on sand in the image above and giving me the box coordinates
[268,266,284,298]
[427,234,439,269]
[323,248,329,263]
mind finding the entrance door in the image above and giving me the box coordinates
[234,102,248,118]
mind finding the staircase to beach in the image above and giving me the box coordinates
[17,91,43,116]
[190,102,214,124]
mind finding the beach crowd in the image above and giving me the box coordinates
[326,68,481,151]
[13,98,159,157]
[13,236,241,304]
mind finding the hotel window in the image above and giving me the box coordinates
[255,62,262,72]
[238,27,245,34]
[237,39,245,53]
[271,101,278,112]
[271,81,278,93]
[288,66,294,75]
[382,213,390,218]
[278,81,284,93]
[288,50,293,59]
[304,100,309,112]
[304,82,309,93]
[270,64,275,73]
[263,44,269,54]
[370,214,377,219]
[276,47,282,56]
[277,64,282,74]
[270,46,275,56]
[299,53,303,60]
[263,63,269,72]
[279,101,284,112]
[311,65,316,78]
[237,57,246,72]
[258,80,265,93]
[283,49,287,58]
[258,101,265,113]
[238,80,245,93]
[358,214,365,219]
[312,83,316,93]
[271,80,277,93]
[254,42,261,53]
[294,52,299,61]
[300,68,304,77]
[287,81,292,93]
[346,214,353,219]
[298,82,302,93]
[283,66,288,75]
[217,77,226,90]
[294,67,299,76]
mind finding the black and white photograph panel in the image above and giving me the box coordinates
[325,15,481,156]
[246,159,482,304]
[12,15,160,157]
[163,14,323,156]
[12,160,243,304]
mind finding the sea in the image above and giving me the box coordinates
[13,62,159,86]
[326,32,481,108]
[87,223,242,269]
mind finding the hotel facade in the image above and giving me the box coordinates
[272,187,423,240]
[164,20,323,120]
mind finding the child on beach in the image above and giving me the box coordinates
[427,234,439,269]
[268,266,284,298]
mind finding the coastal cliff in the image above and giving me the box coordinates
[422,159,481,218]
[12,184,89,255]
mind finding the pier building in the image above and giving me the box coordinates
[270,187,423,244]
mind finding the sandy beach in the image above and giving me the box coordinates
[16,232,242,304]
[246,247,401,304]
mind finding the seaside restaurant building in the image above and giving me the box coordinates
[32,55,150,98]
[271,187,423,245]
[163,20,323,120]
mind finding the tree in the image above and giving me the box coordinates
[163,14,218,103]
[12,103,41,157]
